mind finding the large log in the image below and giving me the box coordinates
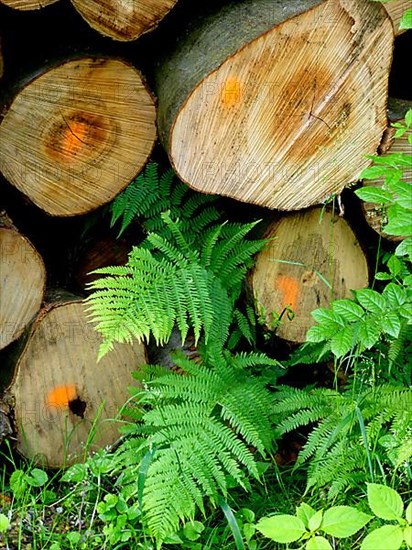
[383,0,412,36]
[70,0,177,41]
[0,57,156,216]
[250,208,369,343]
[4,292,147,468]
[0,213,46,351]
[155,0,393,210]
[0,0,58,9]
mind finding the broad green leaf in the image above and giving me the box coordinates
[404,526,412,547]
[321,506,371,538]
[28,468,48,487]
[357,316,381,349]
[355,289,387,313]
[395,237,412,258]
[387,255,404,277]
[375,272,392,281]
[355,186,393,204]
[385,204,412,236]
[331,326,356,357]
[308,510,323,532]
[367,483,404,520]
[400,8,412,29]
[360,166,386,179]
[311,308,345,327]
[0,513,10,533]
[306,324,333,343]
[296,503,316,529]
[183,521,205,541]
[306,535,332,550]
[387,181,412,210]
[381,312,401,338]
[361,525,404,550]
[406,501,412,524]
[383,283,406,307]
[332,299,364,321]
[61,463,88,483]
[256,515,306,543]
[10,470,27,498]
[405,109,412,127]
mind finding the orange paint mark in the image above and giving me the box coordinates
[221,76,241,108]
[277,275,299,313]
[46,384,77,409]
[62,120,88,156]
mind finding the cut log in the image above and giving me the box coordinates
[5,292,147,468]
[155,0,393,210]
[0,57,156,216]
[0,213,46,351]
[70,0,177,41]
[250,208,369,343]
[383,0,412,36]
[0,0,58,9]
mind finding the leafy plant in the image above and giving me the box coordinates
[109,348,281,544]
[272,384,412,498]
[257,501,371,549]
[87,211,265,358]
[361,483,412,550]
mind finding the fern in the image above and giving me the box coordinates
[273,383,412,499]
[110,163,221,239]
[87,212,266,358]
[111,348,281,543]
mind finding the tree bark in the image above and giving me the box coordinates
[4,291,147,468]
[250,207,369,343]
[0,57,156,216]
[0,212,46,351]
[155,0,393,210]
[0,0,58,10]
[70,0,177,41]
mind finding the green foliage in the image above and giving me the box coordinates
[87,211,265,358]
[256,502,371,549]
[108,348,280,544]
[110,163,221,239]
[256,484,412,550]
[272,384,412,498]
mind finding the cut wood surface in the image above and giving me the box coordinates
[156,0,393,210]
[6,295,147,467]
[383,0,412,35]
[0,0,58,9]
[0,57,156,216]
[251,208,369,343]
[0,214,46,351]
[70,0,177,41]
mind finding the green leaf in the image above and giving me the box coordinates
[9,470,27,498]
[332,299,365,321]
[296,503,316,529]
[404,526,412,548]
[360,166,387,180]
[311,308,344,327]
[308,510,323,532]
[28,468,48,487]
[321,506,371,538]
[183,521,205,541]
[385,205,412,237]
[61,463,88,483]
[395,237,412,258]
[219,496,245,550]
[383,283,406,307]
[355,186,393,204]
[406,502,412,524]
[367,483,404,520]
[330,326,356,357]
[406,109,412,127]
[361,525,404,550]
[256,515,306,543]
[0,513,10,533]
[400,8,412,30]
[388,181,412,210]
[306,536,332,550]
[381,312,401,338]
[357,315,381,349]
[355,289,387,313]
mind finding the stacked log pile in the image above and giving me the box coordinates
[0,0,411,467]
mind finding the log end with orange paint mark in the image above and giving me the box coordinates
[46,384,77,409]
[276,274,299,313]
